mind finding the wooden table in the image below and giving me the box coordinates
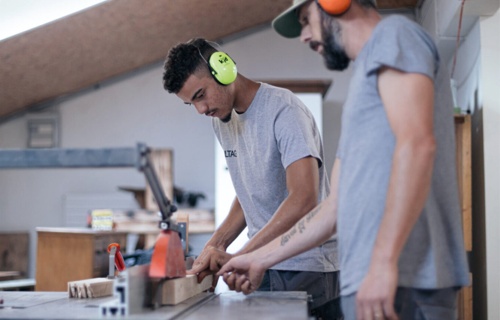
[0,272,20,281]
[0,291,309,319]
[0,279,35,291]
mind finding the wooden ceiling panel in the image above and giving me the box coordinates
[0,0,420,120]
[0,0,291,119]
[377,0,420,9]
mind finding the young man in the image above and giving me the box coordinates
[219,1,470,319]
[162,38,341,319]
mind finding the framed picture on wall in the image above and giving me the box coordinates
[27,112,59,148]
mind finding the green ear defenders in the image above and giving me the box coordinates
[207,51,237,85]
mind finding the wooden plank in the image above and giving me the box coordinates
[0,271,20,280]
[458,273,473,320]
[113,209,216,235]
[454,115,473,320]
[0,1,293,121]
[455,115,472,251]
[145,149,174,211]
[377,0,420,9]
[0,278,35,291]
[158,274,212,305]
[68,277,113,298]
[262,79,332,98]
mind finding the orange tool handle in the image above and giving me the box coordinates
[107,243,126,272]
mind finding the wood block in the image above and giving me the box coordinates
[158,274,212,305]
[145,149,174,211]
[458,273,473,320]
[454,115,472,251]
[68,277,114,298]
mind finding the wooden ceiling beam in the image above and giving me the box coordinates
[0,0,421,120]
[377,0,420,9]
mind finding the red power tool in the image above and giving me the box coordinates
[138,144,186,279]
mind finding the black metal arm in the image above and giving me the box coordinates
[136,143,180,233]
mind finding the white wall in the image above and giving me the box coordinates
[418,0,482,113]
[480,9,500,320]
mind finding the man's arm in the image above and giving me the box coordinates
[191,155,322,285]
[356,67,436,320]
[236,156,320,255]
[187,196,246,284]
[218,159,341,294]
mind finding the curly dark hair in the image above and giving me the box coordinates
[162,38,217,94]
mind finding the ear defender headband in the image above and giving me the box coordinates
[316,0,351,15]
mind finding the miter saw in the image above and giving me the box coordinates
[136,143,187,279]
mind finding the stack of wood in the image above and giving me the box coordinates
[67,274,213,305]
[68,278,114,298]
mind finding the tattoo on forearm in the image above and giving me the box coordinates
[281,225,296,246]
[306,204,321,223]
[280,204,322,247]
[298,220,305,233]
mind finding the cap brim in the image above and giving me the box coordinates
[272,0,310,38]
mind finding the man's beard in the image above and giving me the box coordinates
[220,112,232,123]
[321,18,350,71]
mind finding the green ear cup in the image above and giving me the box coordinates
[208,52,237,85]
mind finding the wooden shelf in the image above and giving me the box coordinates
[455,114,472,320]
[0,232,29,278]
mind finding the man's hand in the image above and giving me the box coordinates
[217,253,265,295]
[356,260,399,320]
[187,246,233,290]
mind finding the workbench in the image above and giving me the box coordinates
[0,290,309,319]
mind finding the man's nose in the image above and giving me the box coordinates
[300,25,312,43]
[194,103,209,115]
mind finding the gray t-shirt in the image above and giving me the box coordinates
[337,15,470,295]
[213,83,338,272]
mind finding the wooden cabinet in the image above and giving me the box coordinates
[0,232,29,278]
[35,228,127,291]
[455,115,473,320]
